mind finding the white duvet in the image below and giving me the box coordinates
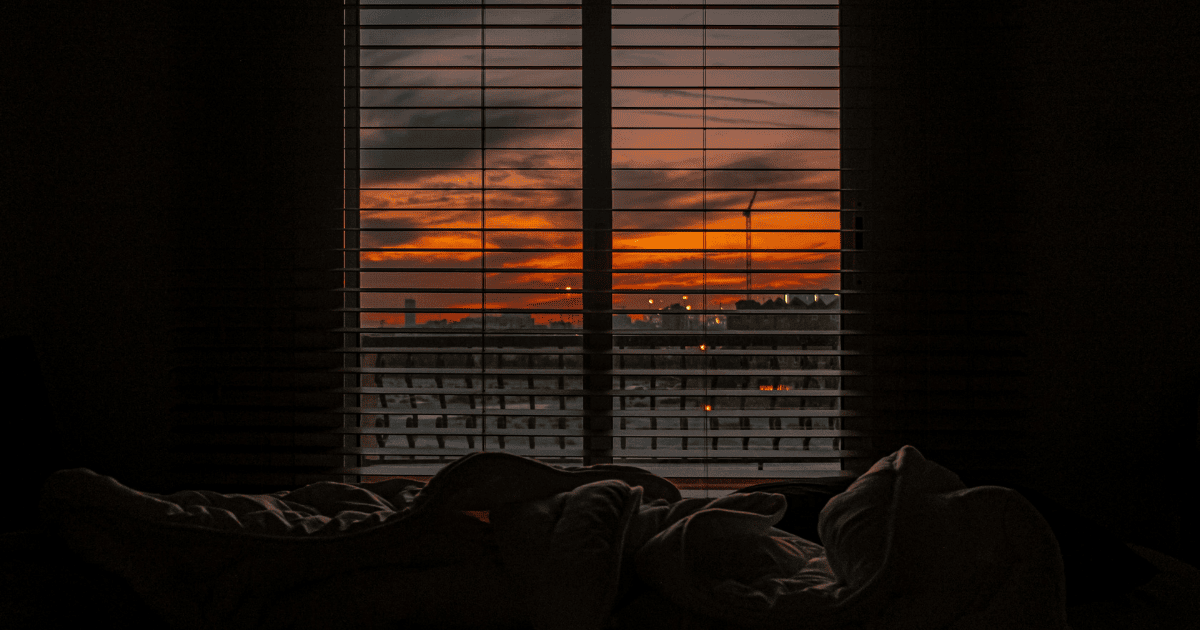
[40,446,1068,630]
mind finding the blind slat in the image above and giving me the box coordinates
[343,0,882,484]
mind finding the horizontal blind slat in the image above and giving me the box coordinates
[344,0,881,481]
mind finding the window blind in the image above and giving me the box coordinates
[339,0,874,489]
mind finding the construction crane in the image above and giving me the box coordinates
[744,190,757,301]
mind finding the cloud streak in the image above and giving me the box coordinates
[354,6,841,327]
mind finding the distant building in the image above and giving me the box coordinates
[415,311,541,330]
[660,303,700,330]
[785,293,840,308]
[404,298,416,327]
[726,295,840,332]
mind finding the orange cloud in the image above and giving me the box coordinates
[356,109,841,324]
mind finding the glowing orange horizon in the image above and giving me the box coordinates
[355,5,841,328]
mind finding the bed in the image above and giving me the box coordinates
[3,446,1198,629]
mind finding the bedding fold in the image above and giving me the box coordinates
[40,447,1067,630]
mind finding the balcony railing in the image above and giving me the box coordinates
[341,307,866,480]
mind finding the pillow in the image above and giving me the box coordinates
[742,469,1161,607]
[638,446,1071,629]
[818,445,971,592]
[817,446,1070,628]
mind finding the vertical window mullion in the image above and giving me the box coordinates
[582,0,614,465]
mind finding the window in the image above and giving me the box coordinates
[341,0,858,494]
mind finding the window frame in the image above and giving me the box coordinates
[340,0,868,490]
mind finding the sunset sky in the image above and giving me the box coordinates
[351,1,841,328]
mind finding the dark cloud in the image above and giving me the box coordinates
[353,15,841,311]
[613,87,780,108]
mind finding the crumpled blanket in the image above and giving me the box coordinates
[39,446,1068,630]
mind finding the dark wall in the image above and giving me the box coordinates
[1017,1,1200,557]
[2,1,1197,557]
[856,0,1200,560]
[2,2,176,492]
[1,0,342,499]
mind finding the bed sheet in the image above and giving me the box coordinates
[33,447,1072,630]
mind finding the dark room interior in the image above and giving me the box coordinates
[2,0,1199,627]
